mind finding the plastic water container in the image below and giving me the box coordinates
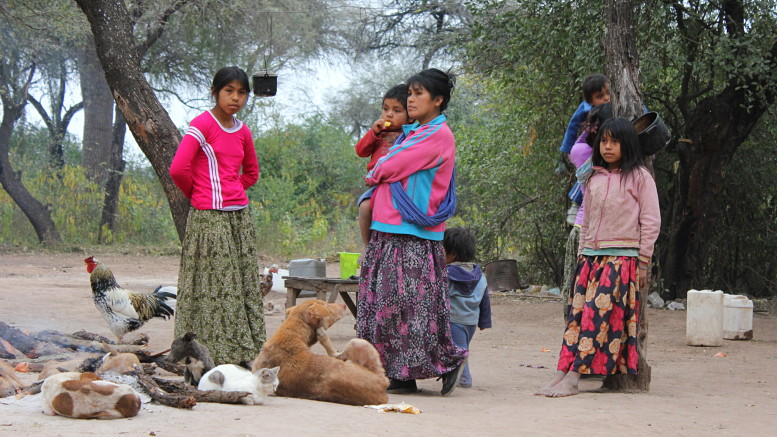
[723,294,754,340]
[686,289,724,346]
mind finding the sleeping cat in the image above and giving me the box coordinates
[197,364,280,405]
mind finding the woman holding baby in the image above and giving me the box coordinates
[356,68,466,396]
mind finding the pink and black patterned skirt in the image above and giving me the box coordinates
[357,231,467,380]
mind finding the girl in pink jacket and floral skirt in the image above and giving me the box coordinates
[537,117,660,397]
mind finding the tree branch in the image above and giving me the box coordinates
[26,94,55,133]
[136,0,191,58]
[62,101,85,131]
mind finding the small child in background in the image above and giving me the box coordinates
[354,84,411,260]
[560,73,611,225]
[443,227,492,389]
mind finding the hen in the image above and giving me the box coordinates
[84,256,177,342]
[259,264,279,298]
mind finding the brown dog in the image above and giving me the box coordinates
[252,300,389,405]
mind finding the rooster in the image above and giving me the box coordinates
[259,264,279,298]
[84,256,177,342]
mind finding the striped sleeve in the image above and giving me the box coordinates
[170,125,206,199]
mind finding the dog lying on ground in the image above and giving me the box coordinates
[252,300,389,405]
[41,372,141,419]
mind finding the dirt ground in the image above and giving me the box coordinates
[0,251,775,436]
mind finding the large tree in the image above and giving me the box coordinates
[602,0,650,392]
[74,0,349,241]
[75,0,189,240]
[0,57,60,245]
[465,0,777,298]
[657,0,777,298]
[348,0,473,69]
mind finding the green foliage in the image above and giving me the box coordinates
[460,0,777,296]
[449,76,568,286]
[0,123,177,245]
[249,114,365,257]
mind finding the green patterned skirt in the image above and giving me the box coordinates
[174,207,266,365]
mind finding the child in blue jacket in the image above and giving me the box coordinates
[443,227,492,388]
[560,73,610,224]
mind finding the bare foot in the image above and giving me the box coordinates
[544,372,580,397]
[544,379,579,397]
[534,370,566,396]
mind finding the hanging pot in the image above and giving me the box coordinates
[252,70,278,97]
[632,112,670,156]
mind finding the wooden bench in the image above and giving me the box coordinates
[283,276,359,318]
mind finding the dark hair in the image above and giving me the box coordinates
[383,84,409,109]
[584,103,613,147]
[592,118,642,177]
[582,73,609,103]
[405,68,456,112]
[211,66,250,98]
[443,227,477,262]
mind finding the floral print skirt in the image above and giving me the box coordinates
[357,231,467,380]
[558,255,639,375]
[174,207,266,365]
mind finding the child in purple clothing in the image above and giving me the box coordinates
[561,103,613,316]
[560,73,611,225]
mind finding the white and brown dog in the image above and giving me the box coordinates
[41,372,141,419]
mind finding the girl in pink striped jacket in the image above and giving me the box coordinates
[169,66,265,366]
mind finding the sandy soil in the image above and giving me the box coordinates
[0,252,775,436]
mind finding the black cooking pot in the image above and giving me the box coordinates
[632,112,670,155]
[252,70,278,97]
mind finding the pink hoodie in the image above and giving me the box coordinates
[578,166,661,264]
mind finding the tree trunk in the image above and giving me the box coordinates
[602,0,650,392]
[79,34,116,186]
[663,87,771,298]
[0,70,61,246]
[660,1,776,299]
[97,112,127,243]
[75,0,189,241]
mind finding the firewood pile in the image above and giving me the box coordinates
[0,321,249,408]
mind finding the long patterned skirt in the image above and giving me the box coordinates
[558,255,639,375]
[174,207,265,365]
[357,231,467,380]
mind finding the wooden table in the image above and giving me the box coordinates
[283,276,359,317]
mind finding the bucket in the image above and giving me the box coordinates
[723,294,754,340]
[339,252,360,279]
[289,258,326,297]
[686,289,724,346]
[484,259,520,292]
[632,112,670,156]
[252,70,278,97]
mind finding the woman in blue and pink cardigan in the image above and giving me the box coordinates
[357,69,467,397]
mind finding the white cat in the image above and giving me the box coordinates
[197,364,280,405]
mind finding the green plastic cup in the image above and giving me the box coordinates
[339,252,360,279]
